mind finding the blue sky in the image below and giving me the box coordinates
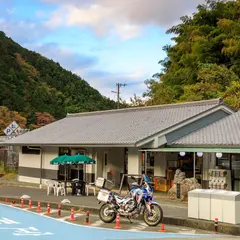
[0,0,205,102]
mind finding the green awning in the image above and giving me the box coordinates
[139,147,240,154]
[50,154,96,165]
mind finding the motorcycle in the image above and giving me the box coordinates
[96,175,163,226]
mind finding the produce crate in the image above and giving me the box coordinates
[153,177,169,192]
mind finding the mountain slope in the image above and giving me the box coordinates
[0,31,116,120]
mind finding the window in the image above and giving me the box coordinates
[216,153,230,169]
[59,147,70,156]
[22,146,40,155]
[104,152,108,166]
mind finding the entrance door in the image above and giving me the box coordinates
[70,149,85,180]
[231,154,240,191]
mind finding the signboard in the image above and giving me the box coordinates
[3,121,22,137]
[9,121,19,132]
[3,127,13,136]
[176,183,181,199]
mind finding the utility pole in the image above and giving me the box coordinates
[112,83,127,109]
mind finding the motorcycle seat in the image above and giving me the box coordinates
[114,195,126,204]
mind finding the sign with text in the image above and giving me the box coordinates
[3,121,21,136]
[3,127,13,136]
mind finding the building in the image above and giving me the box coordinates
[1,98,236,189]
[164,111,240,191]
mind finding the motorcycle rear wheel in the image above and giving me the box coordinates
[143,203,163,226]
[99,203,117,223]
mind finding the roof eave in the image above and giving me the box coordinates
[0,142,136,148]
[135,104,234,147]
[169,143,240,148]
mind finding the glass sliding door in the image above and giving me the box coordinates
[216,153,230,169]
[231,154,240,191]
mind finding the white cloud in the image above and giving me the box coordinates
[0,18,49,43]
[77,68,148,101]
[43,0,206,39]
[24,42,98,71]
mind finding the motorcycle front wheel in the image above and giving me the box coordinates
[143,203,163,226]
[99,203,117,223]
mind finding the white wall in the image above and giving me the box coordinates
[108,148,125,185]
[18,146,126,185]
[18,147,59,184]
[42,147,59,170]
[127,147,141,175]
[19,151,41,169]
[18,176,50,185]
[94,147,125,185]
[19,146,58,170]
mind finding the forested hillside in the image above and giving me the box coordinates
[144,0,240,110]
[0,31,116,133]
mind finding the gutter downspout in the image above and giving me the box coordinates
[27,146,43,189]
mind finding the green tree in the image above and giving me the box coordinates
[222,81,240,110]
[0,31,116,122]
[147,0,240,110]
[0,106,27,135]
[129,94,146,107]
[197,64,239,90]
[180,82,221,102]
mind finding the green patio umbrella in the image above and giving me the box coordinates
[63,154,96,181]
[50,154,69,181]
[50,154,95,181]
[62,154,96,165]
[50,154,69,165]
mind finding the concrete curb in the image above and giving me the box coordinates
[1,196,239,236]
[0,183,40,189]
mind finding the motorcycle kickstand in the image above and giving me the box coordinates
[127,217,133,224]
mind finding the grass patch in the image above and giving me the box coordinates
[0,162,5,174]
[0,173,17,181]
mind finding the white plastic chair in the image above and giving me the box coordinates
[57,182,66,196]
[46,180,57,195]
[85,182,96,196]
[65,182,72,194]
[72,178,79,182]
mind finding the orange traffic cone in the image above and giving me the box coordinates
[28,199,32,209]
[46,203,51,215]
[159,223,166,232]
[36,201,41,212]
[20,198,24,208]
[69,208,75,221]
[114,214,121,229]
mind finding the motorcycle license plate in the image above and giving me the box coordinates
[97,190,109,202]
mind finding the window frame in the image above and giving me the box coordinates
[22,146,40,155]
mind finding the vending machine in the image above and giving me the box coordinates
[208,169,232,190]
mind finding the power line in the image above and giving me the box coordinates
[112,83,127,109]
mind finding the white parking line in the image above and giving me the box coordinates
[91,220,103,227]
[58,213,84,221]
[178,229,196,234]
[39,210,58,215]
[128,223,148,232]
